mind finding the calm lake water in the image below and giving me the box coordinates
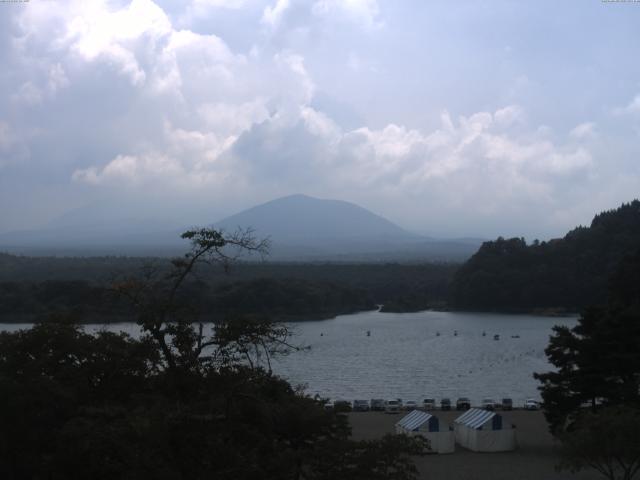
[0,310,576,406]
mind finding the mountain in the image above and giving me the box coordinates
[0,194,481,261]
[450,200,640,312]
[215,194,479,261]
[217,194,411,241]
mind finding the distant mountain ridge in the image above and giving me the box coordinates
[0,194,481,261]
[451,200,640,311]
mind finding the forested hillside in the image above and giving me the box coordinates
[451,200,640,312]
[0,258,456,322]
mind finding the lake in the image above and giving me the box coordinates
[273,310,576,405]
[0,310,576,406]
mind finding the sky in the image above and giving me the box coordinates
[1,0,639,239]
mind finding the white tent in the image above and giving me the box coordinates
[395,410,455,454]
[454,408,517,452]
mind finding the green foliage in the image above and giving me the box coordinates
[0,262,456,322]
[0,323,159,479]
[557,406,640,480]
[535,249,640,433]
[210,278,375,319]
[452,200,640,311]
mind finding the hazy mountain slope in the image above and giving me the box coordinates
[214,194,480,260]
[216,194,413,241]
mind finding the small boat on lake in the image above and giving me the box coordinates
[493,334,500,341]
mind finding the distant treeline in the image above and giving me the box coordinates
[0,278,376,323]
[450,200,640,312]
[0,259,457,322]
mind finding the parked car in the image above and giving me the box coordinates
[323,400,334,412]
[481,398,496,410]
[353,399,370,412]
[580,398,605,408]
[334,400,352,413]
[385,399,401,413]
[370,399,386,411]
[405,400,418,410]
[422,398,436,410]
[501,398,513,410]
[524,398,539,410]
[440,398,452,410]
[456,397,471,410]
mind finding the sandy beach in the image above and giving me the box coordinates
[348,410,601,480]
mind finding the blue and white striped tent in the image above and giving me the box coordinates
[454,408,516,452]
[395,410,454,454]
[396,410,439,432]
[454,408,502,430]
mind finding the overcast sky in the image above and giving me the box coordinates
[1,0,639,238]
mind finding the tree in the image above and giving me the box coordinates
[534,249,640,433]
[112,227,272,372]
[557,406,640,480]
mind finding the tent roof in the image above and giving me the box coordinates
[454,408,497,429]
[396,410,434,431]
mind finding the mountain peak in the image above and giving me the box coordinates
[216,195,410,241]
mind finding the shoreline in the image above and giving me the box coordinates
[0,307,579,326]
[347,410,599,479]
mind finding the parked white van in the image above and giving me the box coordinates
[385,399,401,413]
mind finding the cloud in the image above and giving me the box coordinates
[1,0,637,239]
[0,121,30,168]
[261,0,381,32]
[11,63,70,106]
[64,0,172,86]
[570,122,596,139]
[52,0,594,233]
[494,105,523,127]
[0,122,16,155]
[12,82,44,105]
[192,0,249,8]
[614,94,640,115]
[72,153,183,186]
[47,63,70,94]
[312,0,381,29]
[261,0,291,28]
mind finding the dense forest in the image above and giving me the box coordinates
[451,200,640,312]
[0,256,456,322]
